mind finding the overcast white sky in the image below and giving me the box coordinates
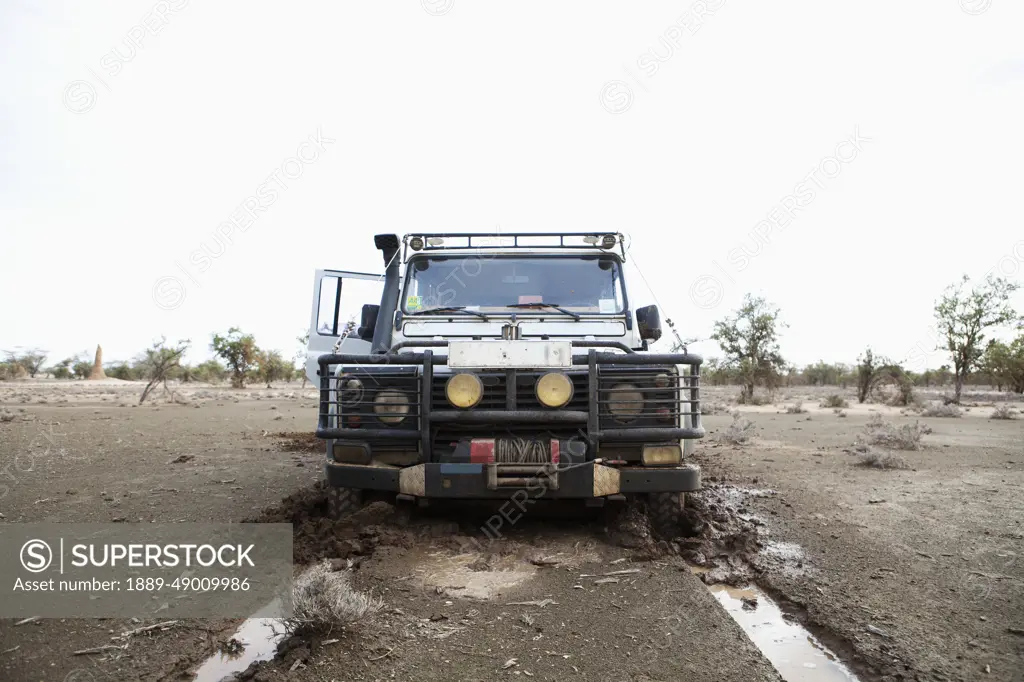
[2,0,1022,372]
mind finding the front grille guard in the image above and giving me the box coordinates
[597,366,700,432]
[316,349,704,457]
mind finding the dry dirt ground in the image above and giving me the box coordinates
[0,380,778,682]
[697,385,1024,681]
[0,380,1021,681]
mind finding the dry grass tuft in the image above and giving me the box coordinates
[922,402,963,418]
[289,561,382,633]
[702,401,731,416]
[717,413,755,445]
[785,402,807,414]
[990,404,1016,420]
[820,394,849,409]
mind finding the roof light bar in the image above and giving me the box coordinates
[401,232,628,261]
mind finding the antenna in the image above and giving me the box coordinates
[664,318,699,353]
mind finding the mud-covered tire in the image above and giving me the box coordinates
[327,486,363,520]
[647,492,685,539]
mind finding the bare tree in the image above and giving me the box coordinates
[934,275,1019,403]
[137,338,190,404]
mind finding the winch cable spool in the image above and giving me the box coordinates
[495,437,550,464]
[331,247,402,354]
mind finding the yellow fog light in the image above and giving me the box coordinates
[536,372,573,408]
[642,444,682,466]
[373,390,410,424]
[446,373,483,409]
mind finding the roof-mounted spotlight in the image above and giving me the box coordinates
[409,236,424,251]
[601,234,617,249]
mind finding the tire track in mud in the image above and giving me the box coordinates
[229,475,865,681]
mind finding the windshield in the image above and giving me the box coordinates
[402,256,626,314]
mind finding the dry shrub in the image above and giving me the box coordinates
[990,404,1016,420]
[0,363,28,381]
[900,395,926,414]
[860,414,930,450]
[738,392,772,406]
[289,561,382,634]
[785,402,806,414]
[820,394,849,409]
[851,443,909,470]
[717,413,755,445]
[922,402,963,418]
[702,401,731,416]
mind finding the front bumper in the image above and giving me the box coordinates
[325,460,701,499]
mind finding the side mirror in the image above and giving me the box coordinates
[636,305,662,341]
[357,304,379,341]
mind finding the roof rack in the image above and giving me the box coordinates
[402,232,626,261]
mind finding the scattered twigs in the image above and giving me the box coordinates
[117,620,179,639]
[73,645,123,656]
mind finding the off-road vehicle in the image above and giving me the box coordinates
[304,232,704,536]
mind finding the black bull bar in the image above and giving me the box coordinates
[315,347,704,453]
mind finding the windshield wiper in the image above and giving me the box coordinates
[506,302,581,321]
[409,306,490,320]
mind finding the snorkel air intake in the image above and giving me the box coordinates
[371,234,401,353]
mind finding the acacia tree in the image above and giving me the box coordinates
[804,360,845,387]
[934,275,1019,403]
[72,356,93,379]
[3,348,48,378]
[49,359,73,379]
[711,294,787,402]
[253,350,293,388]
[136,338,190,404]
[983,338,1024,393]
[856,347,880,403]
[193,359,227,384]
[211,328,259,388]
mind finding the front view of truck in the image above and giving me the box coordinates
[309,232,704,537]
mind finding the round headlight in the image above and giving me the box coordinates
[446,373,483,409]
[608,382,644,421]
[536,372,573,408]
[373,390,410,424]
[340,378,364,406]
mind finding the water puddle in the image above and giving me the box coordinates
[709,583,859,682]
[417,551,537,599]
[192,616,285,682]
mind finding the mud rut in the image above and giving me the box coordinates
[227,465,811,680]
